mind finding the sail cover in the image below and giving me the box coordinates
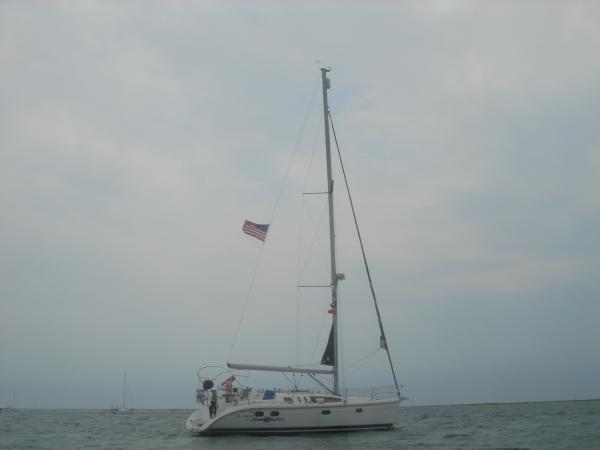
[320,324,335,366]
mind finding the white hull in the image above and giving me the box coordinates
[110,407,132,413]
[186,398,399,435]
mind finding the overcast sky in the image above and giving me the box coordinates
[1,1,599,408]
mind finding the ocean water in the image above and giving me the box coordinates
[1,400,599,449]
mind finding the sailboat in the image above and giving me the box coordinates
[186,68,401,435]
[1,392,18,412]
[110,371,132,412]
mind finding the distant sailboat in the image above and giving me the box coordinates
[110,372,132,412]
[1,392,18,412]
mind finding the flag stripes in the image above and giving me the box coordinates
[242,220,269,241]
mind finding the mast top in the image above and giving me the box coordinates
[316,60,331,72]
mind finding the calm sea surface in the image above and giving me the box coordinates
[1,400,599,449]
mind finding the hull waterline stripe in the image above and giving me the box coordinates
[197,423,394,435]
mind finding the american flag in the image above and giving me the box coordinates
[242,220,269,241]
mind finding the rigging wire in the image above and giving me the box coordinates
[282,372,298,390]
[268,75,320,225]
[299,116,334,366]
[341,346,380,376]
[296,111,329,365]
[294,82,326,366]
[228,74,321,363]
[227,244,266,361]
[297,115,326,283]
[296,115,322,365]
[329,111,402,396]
[297,199,328,356]
[299,203,328,283]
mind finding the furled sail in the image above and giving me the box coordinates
[320,324,335,365]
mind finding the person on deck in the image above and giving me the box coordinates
[222,375,235,403]
[209,391,217,418]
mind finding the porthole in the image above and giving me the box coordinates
[321,409,331,415]
[355,408,363,413]
[270,411,280,417]
[254,411,264,417]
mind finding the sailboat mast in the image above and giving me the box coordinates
[320,67,340,395]
[123,371,127,407]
